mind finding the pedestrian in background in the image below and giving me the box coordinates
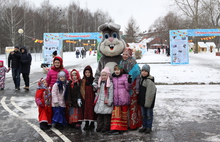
[8,46,21,90]
[0,60,10,90]
[20,47,32,91]
[94,67,113,133]
[138,64,157,134]
[51,71,67,130]
[76,49,80,59]
[67,69,83,129]
[35,78,52,130]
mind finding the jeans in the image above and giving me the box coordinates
[12,68,20,88]
[141,107,153,129]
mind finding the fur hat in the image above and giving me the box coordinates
[142,64,150,72]
[98,67,111,88]
[123,47,132,56]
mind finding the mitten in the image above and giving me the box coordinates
[36,99,44,107]
[54,103,59,107]
[128,75,132,83]
[77,99,82,107]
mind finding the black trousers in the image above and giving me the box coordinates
[96,114,111,130]
[22,73,29,87]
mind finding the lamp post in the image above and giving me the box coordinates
[18,28,24,47]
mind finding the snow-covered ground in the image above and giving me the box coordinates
[1,49,219,84]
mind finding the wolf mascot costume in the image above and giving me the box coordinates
[93,23,126,85]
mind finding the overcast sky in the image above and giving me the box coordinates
[31,0,172,33]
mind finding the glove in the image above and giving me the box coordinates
[128,75,132,83]
[92,82,98,91]
[77,99,82,107]
[54,103,59,107]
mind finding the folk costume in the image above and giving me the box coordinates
[35,78,52,130]
[80,65,96,130]
[67,69,83,128]
[119,47,142,130]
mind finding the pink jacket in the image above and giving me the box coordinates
[112,74,131,106]
[51,83,66,107]
[46,69,69,88]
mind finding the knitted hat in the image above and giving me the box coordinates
[57,71,66,80]
[14,46,20,49]
[98,67,111,88]
[142,64,150,72]
[123,47,132,56]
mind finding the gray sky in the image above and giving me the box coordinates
[31,0,172,33]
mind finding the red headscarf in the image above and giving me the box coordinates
[51,56,64,71]
[70,69,81,88]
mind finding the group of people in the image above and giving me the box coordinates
[0,46,32,91]
[75,48,87,59]
[35,47,157,135]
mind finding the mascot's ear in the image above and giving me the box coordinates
[98,22,121,32]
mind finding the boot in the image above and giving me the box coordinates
[88,121,95,130]
[83,121,89,130]
[40,122,49,130]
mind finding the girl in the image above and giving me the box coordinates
[35,78,52,130]
[94,67,113,133]
[80,65,96,130]
[108,65,131,135]
[67,69,83,129]
[0,60,9,90]
[51,71,67,130]
[119,47,142,130]
[46,56,69,89]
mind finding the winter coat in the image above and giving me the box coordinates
[8,50,21,68]
[94,82,113,114]
[51,82,66,107]
[67,81,81,107]
[46,69,69,88]
[19,47,32,74]
[0,66,8,88]
[76,51,80,55]
[112,74,131,106]
[137,75,157,108]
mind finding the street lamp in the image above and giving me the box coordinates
[18,28,24,47]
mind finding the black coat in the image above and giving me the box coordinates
[20,47,32,74]
[8,50,21,68]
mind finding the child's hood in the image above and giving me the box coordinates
[0,60,4,67]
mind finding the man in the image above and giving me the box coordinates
[20,47,32,91]
[8,46,21,90]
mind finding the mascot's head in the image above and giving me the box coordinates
[98,23,126,57]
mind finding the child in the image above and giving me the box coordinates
[119,47,142,130]
[108,65,132,135]
[67,69,83,129]
[80,65,96,130]
[35,78,52,130]
[138,64,157,134]
[0,60,9,90]
[94,67,113,133]
[52,71,67,130]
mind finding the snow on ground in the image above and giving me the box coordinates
[1,49,219,84]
